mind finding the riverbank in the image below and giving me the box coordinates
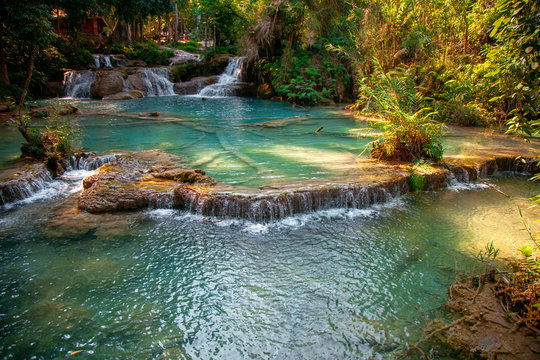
[427,273,540,359]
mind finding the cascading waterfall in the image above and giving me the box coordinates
[0,165,53,206]
[0,154,119,207]
[136,68,175,96]
[63,70,96,98]
[92,55,113,68]
[102,55,112,68]
[198,57,246,97]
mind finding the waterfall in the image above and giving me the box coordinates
[0,164,54,206]
[63,70,96,98]
[76,154,120,171]
[92,55,113,68]
[136,68,175,96]
[198,57,246,97]
[0,154,119,207]
[102,55,112,68]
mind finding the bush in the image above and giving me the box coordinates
[0,83,23,102]
[123,41,174,65]
[65,48,93,69]
[358,58,445,162]
[258,47,351,105]
[170,40,200,53]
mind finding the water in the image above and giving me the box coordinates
[42,97,372,188]
[136,68,175,96]
[0,173,538,359]
[198,57,246,97]
[1,95,540,358]
[92,55,112,68]
[62,71,96,99]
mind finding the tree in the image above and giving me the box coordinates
[486,0,540,136]
[0,0,56,106]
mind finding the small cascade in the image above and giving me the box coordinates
[77,154,121,171]
[63,70,96,98]
[198,57,246,97]
[173,179,409,222]
[136,68,175,96]
[92,55,113,68]
[0,154,119,207]
[148,191,175,209]
[102,55,112,68]
[0,164,53,206]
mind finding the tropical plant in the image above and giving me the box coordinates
[357,59,445,162]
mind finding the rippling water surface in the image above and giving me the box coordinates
[1,172,538,359]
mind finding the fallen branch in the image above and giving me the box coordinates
[478,177,511,197]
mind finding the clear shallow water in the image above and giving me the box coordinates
[0,173,538,359]
[70,96,372,188]
[2,97,539,188]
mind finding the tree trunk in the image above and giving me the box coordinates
[463,14,469,54]
[0,34,9,85]
[18,43,36,108]
[174,0,179,42]
[166,17,171,43]
[204,22,207,49]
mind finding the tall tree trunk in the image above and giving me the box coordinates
[463,14,469,54]
[0,34,9,85]
[204,22,207,49]
[174,0,179,42]
[166,17,171,43]
[18,43,36,110]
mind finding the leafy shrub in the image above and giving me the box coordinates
[358,59,445,162]
[408,168,426,191]
[114,41,174,65]
[65,48,93,69]
[259,47,350,105]
[170,40,200,53]
[0,83,23,101]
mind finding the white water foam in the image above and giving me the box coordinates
[197,57,245,97]
[145,197,406,234]
[1,169,95,210]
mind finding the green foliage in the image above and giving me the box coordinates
[408,168,426,191]
[0,84,23,101]
[478,241,501,262]
[357,59,445,162]
[259,47,350,105]
[169,40,200,53]
[519,245,534,258]
[485,0,540,136]
[12,105,74,170]
[65,48,93,69]
[112,42,174,65]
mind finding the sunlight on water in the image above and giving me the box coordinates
[0,174,538,359]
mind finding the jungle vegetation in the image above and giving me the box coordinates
[0,0,538,158]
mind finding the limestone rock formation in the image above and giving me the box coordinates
[91,71,124,99]
[78,151,216,213]
[173,76,219,95]
[102,91,143,100]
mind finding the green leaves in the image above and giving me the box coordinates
[519,245,534,257]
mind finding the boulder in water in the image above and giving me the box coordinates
[78,151,216,213]
[91,71,124,99]
[125,73,146,95]
[173,76,219,95]
[102,91,144,100]
[125,59,148,67]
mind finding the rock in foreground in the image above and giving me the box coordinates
[78,151,215,213]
